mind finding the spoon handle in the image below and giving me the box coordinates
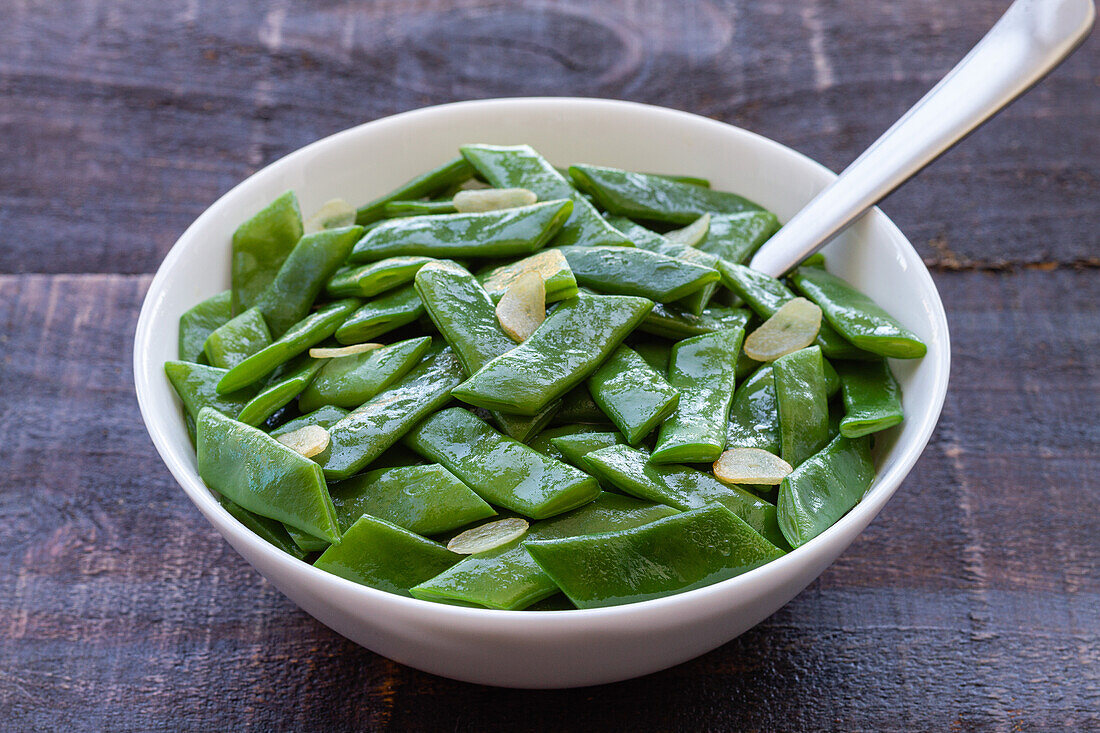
[749,0,1095,277]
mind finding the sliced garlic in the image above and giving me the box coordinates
[664,213,711,248]
[309,343,383,359]
[743,297,822,362]
[713,447,793,485]
[496,270,545,342]
[447,517,530,555]
[276,425,331,458]
[453,188,538,213]
[304,198,356,234]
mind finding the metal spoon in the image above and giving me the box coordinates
[749,0,1095,277]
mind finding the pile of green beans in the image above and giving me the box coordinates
[168,144,923,610]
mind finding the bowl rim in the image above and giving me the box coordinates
[134,96,951,625]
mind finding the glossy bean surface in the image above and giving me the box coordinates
[773,346,830,468]
[325,256,434,299]
[836,359,904,437]
[560,246,719,304]
[231,191,303,313]
[778,434,874,548]
[334,285,423,344]
[297,335,431,413]
[355,156,474,225]
[587,345,679,445]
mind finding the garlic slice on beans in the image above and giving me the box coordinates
[447,518,530,555]
[453,188,538,213]
[713,447,793,485]
[743,297,822,362]
[276,425,331,458]
[496,270,546,342]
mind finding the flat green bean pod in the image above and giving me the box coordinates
[334,285,425,344]
[788,266,927,358]
[270,405,349,437]
[404,407,600,520]
[237,357,325,427]
[773,346,830,468]
[560,246,719,304]
[525,503,784,609]
[696,211,780,264]
[202,307,271,370]
[651,327,744,463]
[326,256,435,298]
[252,225,363,336]
[231,191,304,313]
[410,492,677,610]
[320,346,465,481]
[219,496,308,560]
[349,199,573,263]
[460,144,633,248]
[568,164,764,224]
[414,260,559,441]
[778,434,874,548]
[298,335,431,413]
[178,290,232,363]
[355,156,474,225]
[583,444,786,547]
[330,464,495,536]
[452,293,653,416]
[587,346,679,445]
[726,365,780,454]
[216,298,361,394]
[314,515,459,595]
[836,359,904,437]
[197,407,340,544]
[638,302,751,340]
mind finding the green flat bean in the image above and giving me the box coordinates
[526,424,597,462]
[717,261,870,360]
[314,515,459,596]
[778,434,874,548]
[325,256,435,298]
[568,164,764,224]
[452,293,652,416]
[836,360,904,437]
[178,290,232,362]
[696,211,780,263]
[320,346,465,481]
[286,526,330,553]
[383,199,457,216]
[217,298,361,393]
[477,248,578,303]
[404,407,600,519]
[726,365,779,454]
[788,266,927,359]
[231,191,303,313]
[237,357,324,426]
[773,346,830,468]
[584,444,786,547]
[270,405,348,437]
[219,496,308,560]
[330,464,495,536]
[356,156,474,225]
[165,361,258,428]
[197,407,340,543]
[770,345,827,464]
[638,302,751,340]
[460,144,633,248]
[410,492,677,610]
[252,226,363,335]
[651,327,744,463]
[549,431,625,486]
[663,245,722,315]
[202,307,272,370]
[415,260,559,441]
[298,335,432,413]
[525,503,784,609]
[334,285,423,344]
[349,200,573,263]
[587,346,680,445]
[559,246,719,304]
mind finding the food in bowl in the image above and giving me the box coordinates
[165,143,925,611]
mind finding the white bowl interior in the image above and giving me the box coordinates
[134,98,949,687]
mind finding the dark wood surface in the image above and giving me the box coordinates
[1,1,1097,730]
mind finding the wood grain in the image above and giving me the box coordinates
[0,0,1096,274]
[0,269,1095,730]
[1,0,1097,729]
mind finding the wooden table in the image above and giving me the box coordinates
[2,1,1097,729]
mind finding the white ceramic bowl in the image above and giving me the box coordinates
[134,98,950,688]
